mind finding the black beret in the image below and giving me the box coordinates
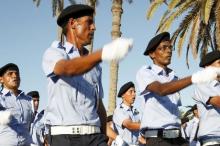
[118,81,135,97]
[57,4,94,27]
[143,32,170,56]
[0,63,19,76]
[27,91,40,98]
[199,50,220,67]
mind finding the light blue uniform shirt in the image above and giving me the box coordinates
[0,88,32,146]
[30,110,45,146]
[113,103,140,145]
[194,79,220,141]
[42,41,103,126]
[136,64,181,130]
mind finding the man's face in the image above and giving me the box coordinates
[32,97,39,112]
[149,40,172,68]
[122,87,136,105]
[0,70,20,90]
[74,15,95,46]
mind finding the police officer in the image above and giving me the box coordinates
[27,91,46,146]
[182,105,200,146]
[136,32,220,146]
[27,91,40,119]
[0,63,33,146]
[30,110,46,146]
[42,4,133,146]
[113,81,143,146]
[194,50,220,146]
[106,115,128,146]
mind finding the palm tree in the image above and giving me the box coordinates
[147,0,220,67]
[32,0,76,39]
[108,0,133,115]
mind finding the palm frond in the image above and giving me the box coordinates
[215,0,220,50]
[52,0,58,17]
[189,15,200,59]
[85,0,99,7]
[202,0,214,24]
[177,28,188,57]
[206,22,215,50]
[196,37,202,57]
[168,0,181,10]
[196,22,207,58]
[57,0,63,12]
[185,44,190,68]
[213,26,217,50]
[170,3,199,55]
[146,0,164,20]
[156,10,170,33]
[158,0,195,32]
[200,38,208,59]
[171,28,181,51]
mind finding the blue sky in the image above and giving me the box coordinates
[0,0,201,111]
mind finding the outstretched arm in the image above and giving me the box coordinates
[54,38,133,76]
[147,76,192,96]
[147,67,220,96]
[54,50,102,76]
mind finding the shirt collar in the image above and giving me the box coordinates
[1,87,23,97]
[63,41,78,54]
[120,103,133,111]
[149,64,173,76]
[52,41,78,54]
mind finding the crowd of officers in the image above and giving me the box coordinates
[1,3,220,146]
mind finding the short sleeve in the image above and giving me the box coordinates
[113,108,130,127]
[42,47,66,77]
[136,66,157,93]
[194,81,220,105]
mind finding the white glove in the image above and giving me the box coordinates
[115,135,128,146]
[191,67,220,84]
[0,110,11,125]
[102,38,133,62]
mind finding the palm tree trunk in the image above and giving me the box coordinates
[56,0,64,41]
[108,0,123,115]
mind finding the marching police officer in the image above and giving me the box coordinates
[27,91,40,120]
[136,32,220,146]
[113,81,143,146]
[194,50,220,146]
[0,63,33,146]
[42,4,133,146]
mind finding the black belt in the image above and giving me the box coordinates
[145,129,180,139]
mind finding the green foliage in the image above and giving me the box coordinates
[147,0,220,66]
